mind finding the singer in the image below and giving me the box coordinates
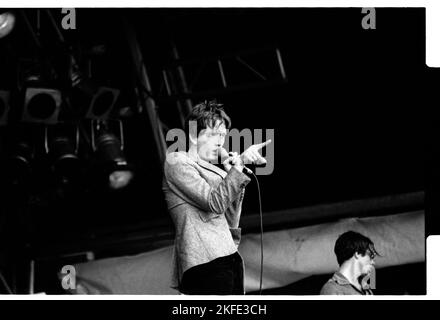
[162,100,266,295]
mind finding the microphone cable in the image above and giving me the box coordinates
[0,270,13,294]
[250,171,264,295]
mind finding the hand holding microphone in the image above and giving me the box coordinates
[221,139,272,174]
[220,149,248,173]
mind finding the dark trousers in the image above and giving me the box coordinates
[180,252,244,295]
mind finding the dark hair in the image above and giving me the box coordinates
[185,100,231,139]
[334,231,379,266]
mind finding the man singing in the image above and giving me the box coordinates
[162,100,267,295]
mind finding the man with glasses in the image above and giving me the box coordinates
[320,231,379,295]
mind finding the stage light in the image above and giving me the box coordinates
[96,132,126,165]
[49,136,80,183]
[93,125,133,190]
[0,11,15,39]
[22,88,62,124]
[46,125,80,184]
[70,57,120,120]
[7,139,34,186]
[85,87,120,120]
[0,90,10,126]
[108,170,133,190]
[50,136,78,163]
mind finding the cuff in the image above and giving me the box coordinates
[229,167,252,188]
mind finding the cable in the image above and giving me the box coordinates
[0,270,14,294]
[250,171,264,295]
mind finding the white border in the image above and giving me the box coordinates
[1,1,438,299]
[0,1,435,8]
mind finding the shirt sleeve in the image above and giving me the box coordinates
[320,282,340,295]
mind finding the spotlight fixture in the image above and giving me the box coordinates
[95,132,127,166]
[7,139,34,186]
[49,136,78,164]
[0,11,15,39]
[92,120,133,190]
[95,132,133,190]
[70,58,120,120]
[85,87,120,120]
[107,169,133,190]
[45,125,80,184]
[22,88,62,124]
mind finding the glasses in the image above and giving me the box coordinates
[366,249,376,260]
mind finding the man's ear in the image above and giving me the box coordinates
[354,252,361,260]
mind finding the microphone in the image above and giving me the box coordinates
[220,148,253,174]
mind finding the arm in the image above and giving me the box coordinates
[227,189,246,246]
[225,189,245,228]
[164,154,251,216]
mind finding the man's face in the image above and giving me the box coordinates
[196,120,227,162]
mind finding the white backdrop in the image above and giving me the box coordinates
[73,210,424,294]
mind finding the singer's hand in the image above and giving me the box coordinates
[241,139,272,165]
[222,152,244,173]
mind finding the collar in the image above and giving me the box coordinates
[187,151,227,179]
[332,271,372,293]
[332,272,352,286]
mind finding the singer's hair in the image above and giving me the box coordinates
[334,231,380,266]
[185,100,231,140]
